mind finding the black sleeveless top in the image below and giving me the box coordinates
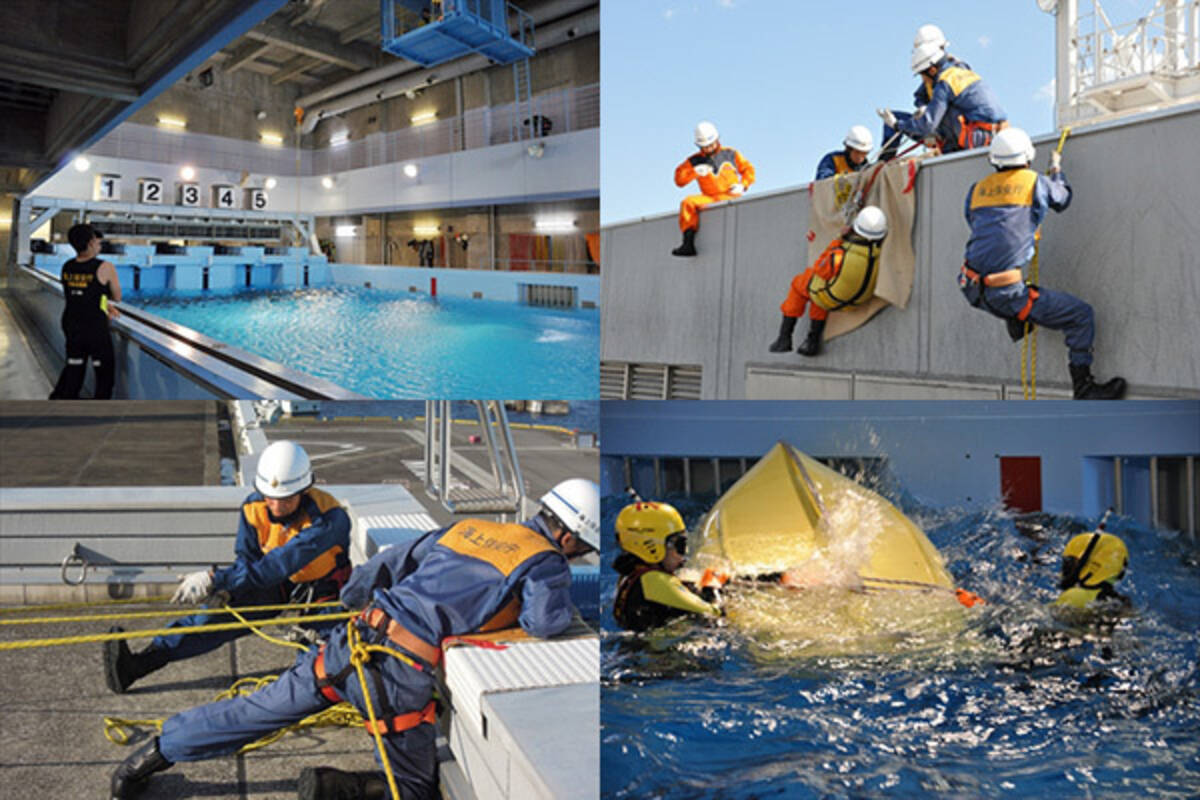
[60,257,111,331]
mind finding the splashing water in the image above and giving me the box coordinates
[601,480,1200,798]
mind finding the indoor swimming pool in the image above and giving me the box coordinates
[600,477,1200,798]
[130,285,599,398]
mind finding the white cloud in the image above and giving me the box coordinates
[663,8,675,19]
[978,35,991,48]
[1034,78,1056,104]
[718,0,736,7]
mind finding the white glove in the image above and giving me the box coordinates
[693,163,713,177]
[1049,151,1062,172]
[171,570,214,604]
[729,184,745,196]
[877,107,897,128]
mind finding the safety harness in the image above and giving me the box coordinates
[311,607,440,737]
[953,117,1008,151]
[960,264,1040,323]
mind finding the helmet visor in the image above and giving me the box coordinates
[666,533,687,555]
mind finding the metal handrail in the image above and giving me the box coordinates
[423,400,525,517]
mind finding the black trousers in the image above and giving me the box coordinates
[50,326,115,399]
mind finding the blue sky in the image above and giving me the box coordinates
[600,0,1064,225]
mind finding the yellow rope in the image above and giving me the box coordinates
[347,620,405,800]
[0,600,342,627]
[222,603,311,653]
[0,612,357,651]
[0,595,175,614]
[104,674,365,751]
[1021,127,1071,400]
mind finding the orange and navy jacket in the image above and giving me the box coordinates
[899,56,1006,141]
[814,149,867,181]
[964,167,1072,272]
[675,147,754,196]
[339,515,573,646]
[211,487,351,593]
[913,54,972,145]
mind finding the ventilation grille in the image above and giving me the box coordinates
[600,361,703,400]
[519,283,577,309]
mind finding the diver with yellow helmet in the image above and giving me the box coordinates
[1054,529,1130,611]
[612,501,722,632]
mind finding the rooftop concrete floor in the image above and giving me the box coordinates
[0,611,384,799]
[0,401,224,486]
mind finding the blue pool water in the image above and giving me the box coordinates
[601,483,1200,798]
[318,400,600,433]
[130,287,599,398]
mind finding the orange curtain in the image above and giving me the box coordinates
[585,233,600,266]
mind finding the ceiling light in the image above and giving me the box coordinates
[403,163,419,178]
[264,177,277,190]
[73,156,90,172]
[410,110,437,125]
[329,131,349,147]
[413,224,439,236]
[535,218,576,233]
[157,116,187,129]
[256,110,267,120]
[260,131,284,146]
[321,176,335,189]
[180,165,196,180]
[335,225,357,237]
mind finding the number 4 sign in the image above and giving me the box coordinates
[212,185,237,209]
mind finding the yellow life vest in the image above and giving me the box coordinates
[808,239,882,311]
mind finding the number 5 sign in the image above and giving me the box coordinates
[211,185,237,209]
[246,188,268,211]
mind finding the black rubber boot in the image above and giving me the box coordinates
[671,228,697,257]
[110,737,171,799]
[104,627,170,693]
[297,767,388,800]
[1069,364,1127,400]
[768,315,798,352]
[796,318,826,357]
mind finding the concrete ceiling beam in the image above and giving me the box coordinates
[271,54,324,84]
[339,15,378,44]
[245,16,376,71]
[0,44,138,101]
[225,40,275,73]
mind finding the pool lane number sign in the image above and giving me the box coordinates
[138,178,164,204]
[178,183,201,206]
[212,184,237,209]
[246,188,268,211]
[94,174,121,201]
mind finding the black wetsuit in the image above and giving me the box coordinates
[49,257,115,399]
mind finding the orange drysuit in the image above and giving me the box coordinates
[674,147,755,232]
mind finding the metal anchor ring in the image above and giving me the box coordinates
[61,551,89,586]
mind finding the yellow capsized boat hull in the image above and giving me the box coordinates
[683,442,964,654]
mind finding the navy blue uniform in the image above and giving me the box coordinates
[157,516,574,800]
[961,167,1096,366]
[884,57,1005,153]
[814,150,867,181]
[150,488,351,663]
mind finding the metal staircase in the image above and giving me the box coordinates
[424,400,526,517]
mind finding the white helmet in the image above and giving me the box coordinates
[694,120,719,148]
[911,40,945,73]
[255,441,313,498]
[843,125,873,153]
[852,206,888,240]
[913,24,947,50]
[989,127,1035,168]
[541,478,600,551]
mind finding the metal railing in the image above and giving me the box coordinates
[423,400,526,517]
[85,83,598,178]
[1074,0,1200,91]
